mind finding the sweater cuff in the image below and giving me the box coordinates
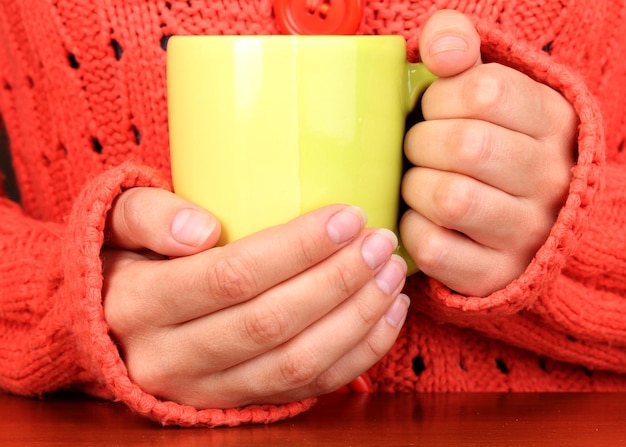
[412,23,604,320]
[62,161,315,426]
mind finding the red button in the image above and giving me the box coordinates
[274,0,364,35]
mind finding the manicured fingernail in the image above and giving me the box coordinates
[361,229,398,269]
[327,206,367,244]
[171,208,217,246]
[429,35,469,56]
[384,294,411,328]
[375,255,407,294]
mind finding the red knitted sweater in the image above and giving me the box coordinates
[1,0,626,427]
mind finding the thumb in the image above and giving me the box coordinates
[419,9,482,78]
[105,187,222,257]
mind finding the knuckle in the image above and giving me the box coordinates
[312,369,343,394]
[277,350,319,389]
[520,210,552,251]
[128,362,162,394]
[433,176,475,225]
[543,168,572,208]
[205,255,259,299]
[363,331,393,361]
[328,261,359,298]
[104,300,137,335]
[481,259,524,296]
[119,189,147,228]
[413,231,449,273]
[350,297,379,327]
[451,121,495,168]
[293,239,364,302]
[102,262,145,334]
[242,305,290,347]
[125,343,173,396]
[290,229,324,267]
[464,65,507,113]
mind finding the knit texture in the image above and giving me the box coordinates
[1,0,626,427]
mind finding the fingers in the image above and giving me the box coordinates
[155,263,409,408]
[421,63,579,142]
[294,293,411,398]
[105,187,221,256]
[160,230,404,373]
[169,205,375,321]
[403,63,576,257]
[416,9,575,196]
[405,118,573,204]
[399,210,521,296]
[105,205,373,328]
[401,166,551,252]
[419,9,482,77]
[252,294,411,406]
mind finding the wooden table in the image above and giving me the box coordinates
[2,392,625,446]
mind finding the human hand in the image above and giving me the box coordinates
[400,10,577,296]
[102,188,408,408]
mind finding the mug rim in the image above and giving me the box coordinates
[168,34,406,42]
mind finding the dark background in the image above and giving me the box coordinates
[0,117,19,202]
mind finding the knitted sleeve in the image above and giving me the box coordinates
[408,22,626,373]
[0,161,314,427]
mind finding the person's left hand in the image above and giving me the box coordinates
[401,10,577,297]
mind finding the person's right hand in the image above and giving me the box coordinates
[101,187,409,408]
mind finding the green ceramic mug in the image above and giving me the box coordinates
[167,35,435,272]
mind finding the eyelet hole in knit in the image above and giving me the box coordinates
[412,355,426,376]
[111,39,123,60]
[459,357,468,372]
[542,41,554,54]
[68,52,80,69]
[131,125,142,145]
[92,137,103,154]
[495,358,509,374]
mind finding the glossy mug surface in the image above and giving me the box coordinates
[167,35,434,269]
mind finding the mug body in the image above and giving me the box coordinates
[168,35,410,244]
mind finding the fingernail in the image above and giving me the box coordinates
[375,255,407,294]
[361,229,398,270]
[384,294,411,328]
[327,206,367,244]
[171,208,217,247]
[429,35,469,56]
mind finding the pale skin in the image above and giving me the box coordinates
[102,10,577,408]
[402,10,577,296]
